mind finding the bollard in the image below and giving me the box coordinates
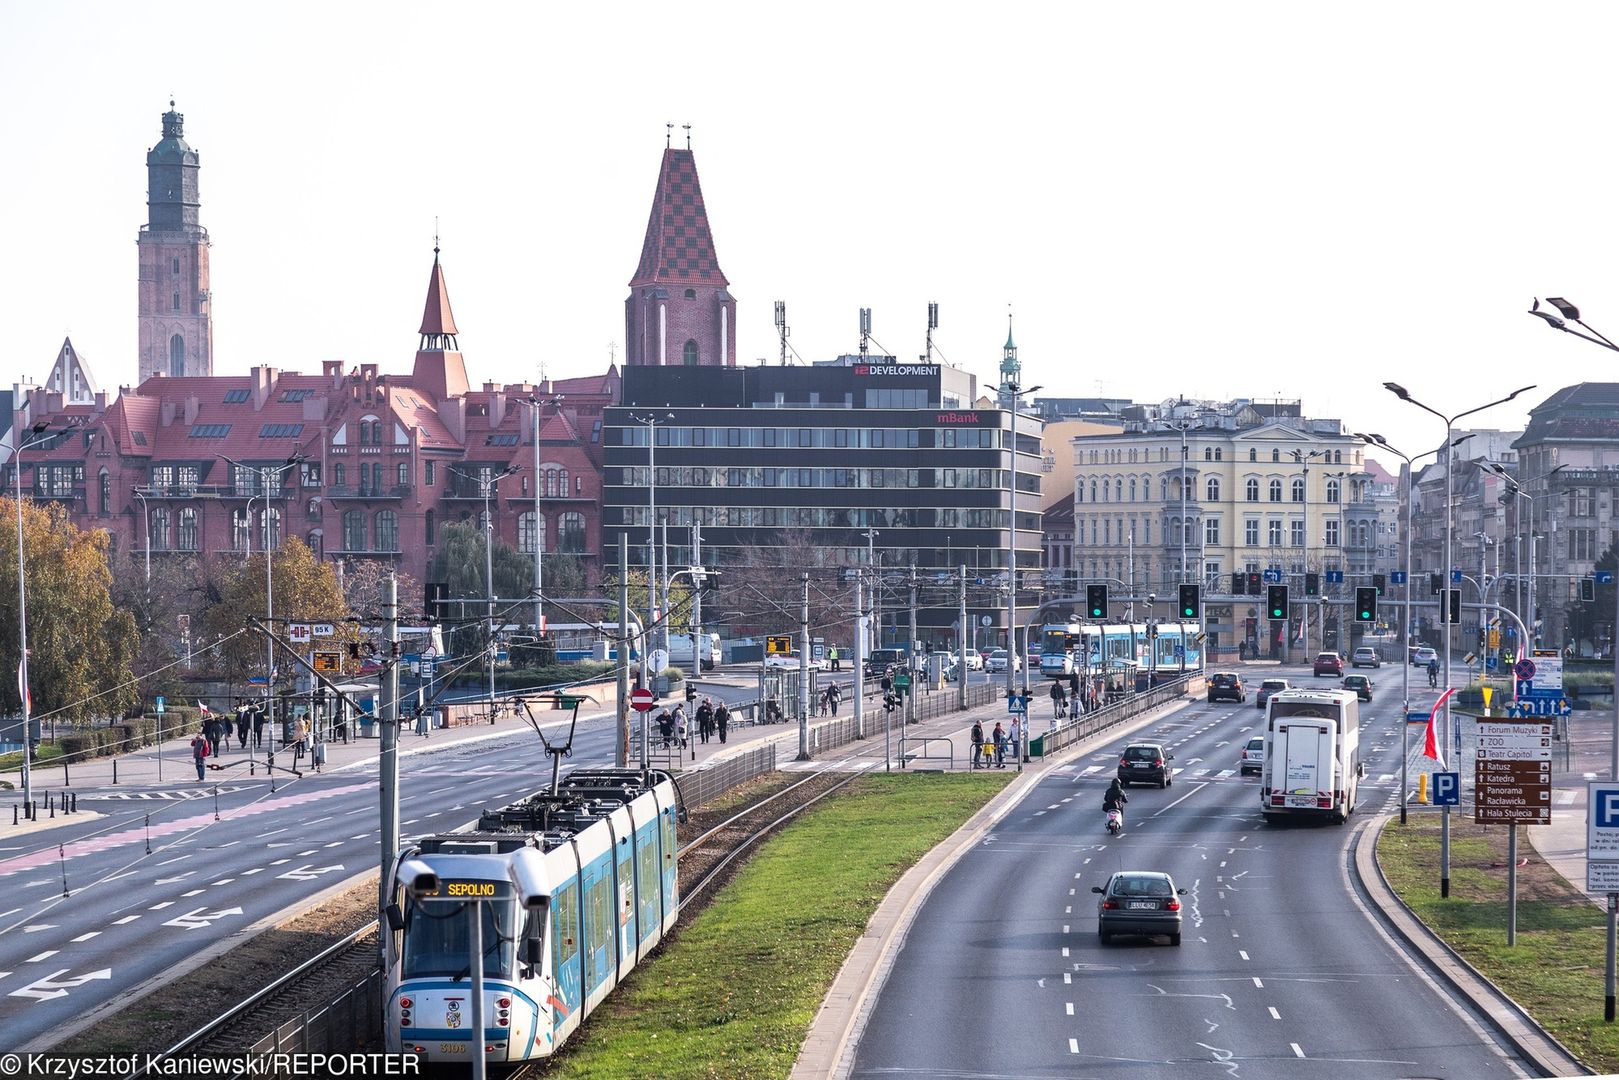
[49,798,54,818]
[11,804,16,825]
[62,759,68,787]
[113,757,118,785]
[1417,773,1430,804]
[70,792,76,813]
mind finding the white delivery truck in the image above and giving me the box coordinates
[1260,688,1363,824]
[667,632,721,671]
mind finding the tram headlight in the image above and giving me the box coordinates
[401,858,439,899]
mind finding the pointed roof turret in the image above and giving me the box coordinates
[629,147,729,288]
[418,241,460,349]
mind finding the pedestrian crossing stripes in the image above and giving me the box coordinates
[79,786,250,801]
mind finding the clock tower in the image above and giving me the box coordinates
[137,103,213,380]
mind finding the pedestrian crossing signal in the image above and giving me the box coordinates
[1304,572,1319,597]
[1086,584,1108,620]
[1266,585,1288,621]
[1355,587,1377,622]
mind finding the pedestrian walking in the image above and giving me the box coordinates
[674,705,688,749]
[828,682,841,716]
[715,703,730,743]
[1050,680,1067,720]
[657,709,674,749]
[235,704,250,749]
[1009,716,1022,764]
[1068,670,1080,705]
[829,645,840,672]
[992,721,1007,767]
[190,729,210,781]
[970,719,984,769]
[251,704,266,748]
[201,709,222,757]
[696,698,714,744]
[293,716,310,763]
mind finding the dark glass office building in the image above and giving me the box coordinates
[601,360,1043,644]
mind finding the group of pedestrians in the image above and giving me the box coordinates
[657,699,734,749]
[819,682,842,716]
[969,718,1017,769]
[692,698,732,744]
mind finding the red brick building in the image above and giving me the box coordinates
[14,245,617,592]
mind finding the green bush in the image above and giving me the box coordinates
[494,661,617,690]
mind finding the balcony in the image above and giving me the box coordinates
[29,487,84,504]
[325,485,410,500]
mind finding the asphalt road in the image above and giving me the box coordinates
[0,694,739,1051]
[851,661,1530,1079]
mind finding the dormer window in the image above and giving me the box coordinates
[684,288,697,300]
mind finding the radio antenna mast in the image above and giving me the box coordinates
[859,308,872,361]
[926,302,939,363]
[774,301,789,365]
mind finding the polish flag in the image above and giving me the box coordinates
[197,701,212,717]
[1423,687,1454,770]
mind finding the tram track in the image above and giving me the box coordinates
[142,757,874,1073]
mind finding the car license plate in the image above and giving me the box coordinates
[1286,794,1315,808]
[1129,901,1155,910]
[1132,762,1148,767]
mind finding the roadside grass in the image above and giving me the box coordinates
[1378,814,1619,1072]
[0,741,64,777]
[546,771,1010,1079]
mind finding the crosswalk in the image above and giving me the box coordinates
[79,785,251,801]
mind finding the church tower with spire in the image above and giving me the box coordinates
[624,136,736,366]
[137,102,214,381]
[410,241,470,401]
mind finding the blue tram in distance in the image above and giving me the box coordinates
[1038,622,1201,681]
[383,769,680,1066]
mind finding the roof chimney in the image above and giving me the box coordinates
[183,394,200,426]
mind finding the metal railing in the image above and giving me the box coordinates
[1033,675,1202,757]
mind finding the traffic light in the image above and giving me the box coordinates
[1446,588,1462,624]
[1231,571,1245,595]
[1247,571,1262,595]
[1581,577,1597,602]
[686,682,698,703]
[1304,572,1319,597]
[1372,573,1386,596]
[1179,583,1200,620]
[1267,584,1288,621]
[1430,572,1443,596]
[1355,587,1377,623]
[1086,584,1108,620]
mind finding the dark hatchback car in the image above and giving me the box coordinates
[1207,672,1246,704]
[1094,870,1186,945]
[1255,678,1290,709]
[1118,743,1174,787]
[1342,674,1373,701]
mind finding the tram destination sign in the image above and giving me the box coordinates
[1475,719,1553,824]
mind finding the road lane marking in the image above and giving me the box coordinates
[112,916,139,925]
[1069,1038,1079,1054]
[71,933,99,943]
[1268,1006,1281,1019]
[270,859,290,866]
[1291,1043,1305,1058]
[1152,782,1210,816]
[1253,977,1263,988]
[1064,973,1071,984]
[1062,947,1069,957]
[1066,1002,1074,1015]
[25,951,57,962]
[148,903,173,910]
[154,856,191,866]
[1063,925,1070,933]
[212,879,233,886]
[181,890,204,897]
[1557,790,1577,806]
[241,868,263,875]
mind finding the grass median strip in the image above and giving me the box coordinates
[1378,814,1619,1072]
[547,770,1010,1079]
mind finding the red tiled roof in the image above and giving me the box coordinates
[419,253,459,337]
[629,149,728,288]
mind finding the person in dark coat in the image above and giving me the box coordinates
[657,709,674,749]
[235,704,251,749]
[715,703,730,743]
[696,698,714,743]
[251,704,266,748]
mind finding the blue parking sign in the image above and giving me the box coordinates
[1433,772,1460,806]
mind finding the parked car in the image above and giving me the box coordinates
[1093,871,1186,945]
[960,650,985,671]
[1207,672,1246,704]
[1118,742,1174,787]
[1412,646,1438,668]
[1342,674,1373,701]
[765,653,828,671]
[1351,646,1381,669]
[1313,652,1344,677]
[984,649,1021,674]
[1239,735,1266,776]
[1255,678,1290,709]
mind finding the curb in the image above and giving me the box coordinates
[1351,813,1591,1079]
[790,693,1194,1080]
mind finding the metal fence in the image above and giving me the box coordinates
[672,744,779,809]
[242,969,381,1056]
[1032,675,1203,757]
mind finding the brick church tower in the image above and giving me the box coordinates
[137,102,213,380]
[624,139,736,366]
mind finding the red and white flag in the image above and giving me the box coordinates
[197,701,211,717]
[1423,687,1454,770]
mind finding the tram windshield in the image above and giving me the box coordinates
[402,884,518,981]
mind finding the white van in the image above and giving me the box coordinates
[667,632,720,672]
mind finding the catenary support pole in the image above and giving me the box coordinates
[618,533,632,769]
[959,564,968,710]
[798,572,810,761]
[691,521,703,684]
[1507,824,1517,945]
[378,573,399,919]
[1606,892,1617,1022]
[854,575,864,741]
[908,567,919,740]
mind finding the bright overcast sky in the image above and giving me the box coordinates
[4,1,1618,471]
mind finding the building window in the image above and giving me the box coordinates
[169,334,185,377]
[397,463,409,489]
[1246,478,1259,501]
[519,511,544,554]
[1206,477,1220,501]
[1115,479,1123,501]
[172,256,180,275]
[1205,518,1220,545]
[1249,448,1257,461]
[1291,478,1305,502]
[1290,520,1305,547]
[424,461,435,487]
[1204,447,1213,461]
[684,288,696,300]
[1325,478,1340,504]
[263,507,282,550]
[306,497,320,519]
[1269,479,1282,502]
[343,510,366,552]
[425,509,436,545]
[1245,519,1259,546]
[375,510,398,552]
[334,463,346,488]
[559,512,586,552]
[99,470,110,515]
[178,507,197,551]
[683,339,699,366]
[172,292,181,312]
[1268,519,1283,546]
[231,508,251,551]
[149,507,170,551]
[1272,449,1280,462]
[1326,518,1340,546]
[1128,477,1137,501]
[1214,448,1223,461]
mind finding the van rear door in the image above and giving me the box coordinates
[1279,722,1326,809]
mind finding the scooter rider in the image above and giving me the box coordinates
[1103,778,1128,828]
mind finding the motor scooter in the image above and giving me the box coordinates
[1105,808,1123,835]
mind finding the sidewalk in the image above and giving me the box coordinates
[1523,707,1614,907]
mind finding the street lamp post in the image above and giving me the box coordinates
[449,464,519,723]
[1294,448,1329,660]
[1383,383,1535,898]
[12,422,60,813]
[131,488,152,586]
[629,413,674,693]
[1486,462,1568,654]
[1001,382,1042,703]
[519,395,564,637]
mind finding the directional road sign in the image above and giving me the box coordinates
[1263,569,1282,584]
[1452,569,1463,583]
[154,695,165,715]
[631,688,656,713]
[1325,570,1344,584]
[1433,771,1460,806]
[1599,571,1616,586]
[1474,719,1552,824]
[1390,571,1408,585]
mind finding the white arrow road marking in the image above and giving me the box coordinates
[8,967,112,1001]
[163,906,245,930]
[277,863,346,881]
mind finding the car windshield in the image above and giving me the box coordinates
[1246,738,1264,750]
[1111,876,1173,897]
[1213,674,1235,684]
[1263,681,1287,690]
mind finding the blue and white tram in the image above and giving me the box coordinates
[384,769,680,1065]
[1037,622,1202,681]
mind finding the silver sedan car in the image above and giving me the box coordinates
[1094,870,1186,945]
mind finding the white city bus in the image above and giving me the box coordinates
[1260,688,1363,824]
